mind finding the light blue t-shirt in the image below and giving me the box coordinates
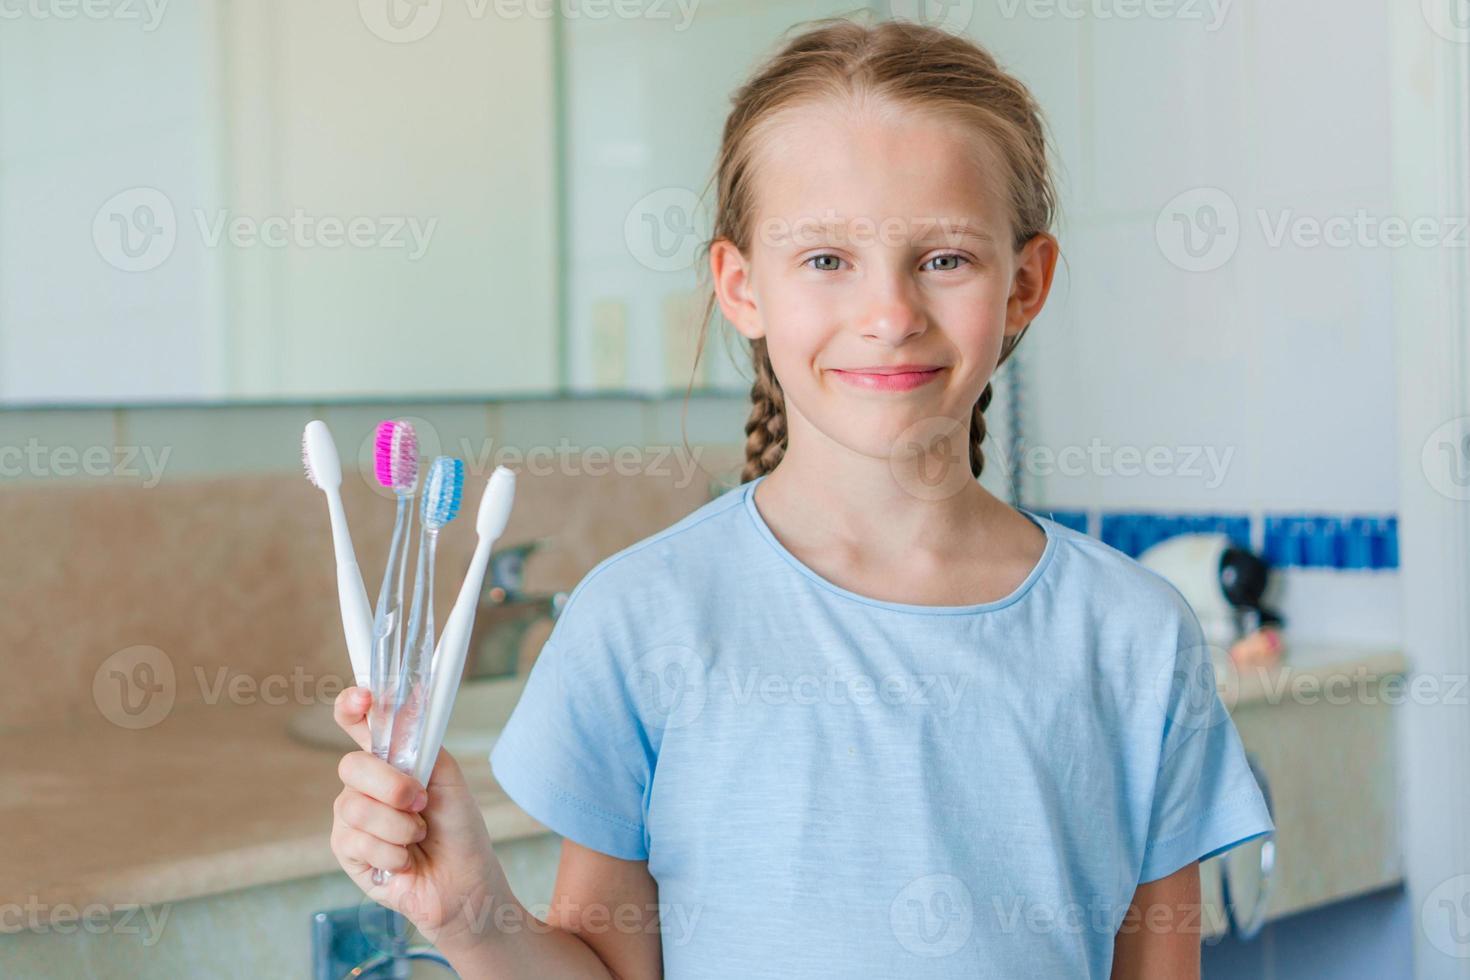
[490,474,1273,978]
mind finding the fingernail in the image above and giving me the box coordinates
[414,820,428,842]
[412,791,428,811]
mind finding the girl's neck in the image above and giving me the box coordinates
[752,448,1047,608]
[754,444,1006,560]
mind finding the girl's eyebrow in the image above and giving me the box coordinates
[784,217,997,246]
[924,227,996,245]
[913,219,996,244]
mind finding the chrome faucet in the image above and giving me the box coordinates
[465,537,566,681]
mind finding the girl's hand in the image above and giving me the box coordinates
[329,686,500,950]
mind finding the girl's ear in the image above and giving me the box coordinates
[710,239,765,341]
[1006,232,1060,337]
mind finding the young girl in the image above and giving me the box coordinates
[329,18,1272,978]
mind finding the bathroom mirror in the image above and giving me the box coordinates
[0,0,873,407]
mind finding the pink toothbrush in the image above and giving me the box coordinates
[368,420,419,768]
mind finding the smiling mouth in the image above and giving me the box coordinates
[828,366,945,391]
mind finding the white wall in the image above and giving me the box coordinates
[560,0,880,394]
[965,5,1470,976]
[0,0,560,404]
[0,3,226,403]
[220,0,560,400]
[966,0,1403,648]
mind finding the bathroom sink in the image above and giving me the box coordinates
[286,677,528,758]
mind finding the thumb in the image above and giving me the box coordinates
[332,687,374,752]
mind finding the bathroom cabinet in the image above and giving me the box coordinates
[1204,646,1406,936]
[0,649,1404,974]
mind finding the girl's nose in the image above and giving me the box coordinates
[858,275,927,345]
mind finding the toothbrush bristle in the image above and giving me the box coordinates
[421,457,464,528]
[374,420,419,492]
[302,420,342,490]
[302,430,318,488]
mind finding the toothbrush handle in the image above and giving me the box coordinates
[370,635,430,887]
[337,560,373,687]
[367,702,414,893]
[327,491,374,686]
[369,499,411,763]
[373,529,438,887]
[368,631,398,764]
[413,534,496,786]
[387,530,438,774]
[380,537,486,883]
[410,463,515,786]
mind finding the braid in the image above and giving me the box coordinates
[969,324,1028,480]
[969,383,992,479]
[741,338,788,482]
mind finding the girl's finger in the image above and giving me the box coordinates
[337,788,428,846]
[338,751,427,812]
[333,824,414,876]
[333,687,373,751]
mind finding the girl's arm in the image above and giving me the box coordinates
[1109,861,1202,980]
[437,840,663,980]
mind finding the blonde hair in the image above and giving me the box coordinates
[687,16,1057,484]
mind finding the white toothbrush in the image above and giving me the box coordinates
[412,466,516,786]
[303,420,374,688]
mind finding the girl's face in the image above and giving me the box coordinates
[712,100,1056,474]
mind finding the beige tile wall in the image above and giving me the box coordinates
[0,396,748,732]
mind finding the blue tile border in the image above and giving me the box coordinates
[1098,512,1252,560]
[1042,507,1399,570]
[1263,514,1398,570]
[1032,509,1089,535]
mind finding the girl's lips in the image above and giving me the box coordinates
[829,367,944,392]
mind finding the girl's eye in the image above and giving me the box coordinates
[802,253,972,272]
[923,253,969,272]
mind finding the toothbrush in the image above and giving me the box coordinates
[389,455,463,769]
[368,420,419,766]
[373,456,463,886]
[412,466,516,787]
[302,420,374,688]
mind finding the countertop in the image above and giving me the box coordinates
[1226,643,1408,708]
[0,698,546,926]
[1,643,1407,924]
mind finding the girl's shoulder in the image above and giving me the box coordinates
[550,482,756,627]
[1023,511,1207,643]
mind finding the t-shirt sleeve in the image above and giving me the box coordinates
[488,582,651,861]
[1140,623,1276,883]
